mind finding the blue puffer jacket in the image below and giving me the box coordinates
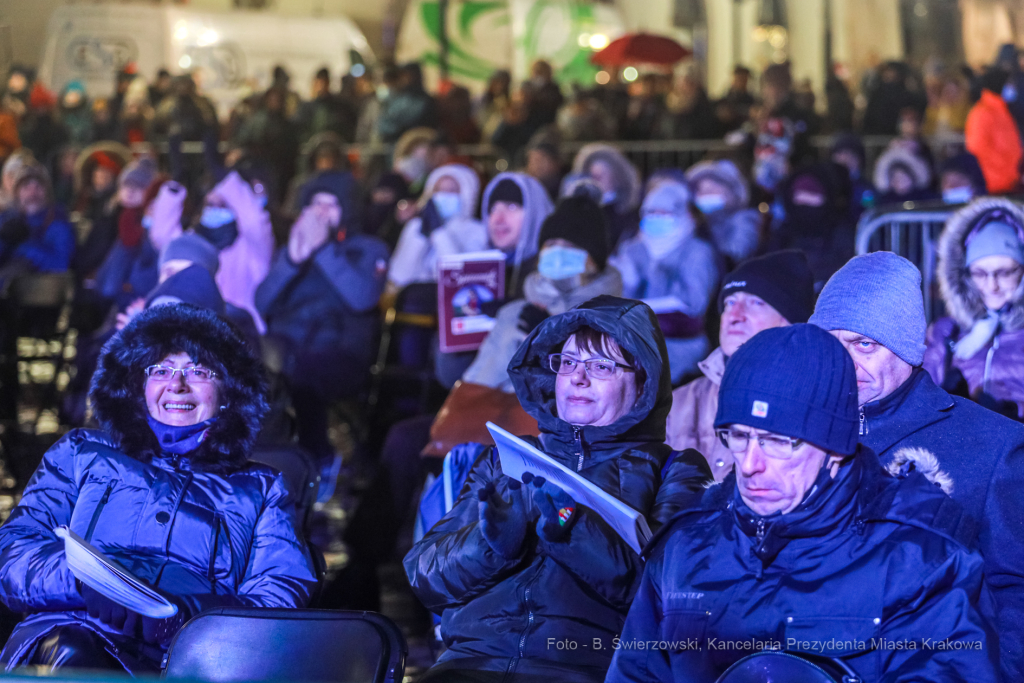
[859,369,1024,682]
[607,448,998,683]
[0,305,317,672]
[405,296,676,682]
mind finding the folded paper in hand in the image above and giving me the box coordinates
[485,423,652,555]
[55,526,177,619]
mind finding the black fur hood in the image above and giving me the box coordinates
[938,197,1024,331]
[89,304,269,472]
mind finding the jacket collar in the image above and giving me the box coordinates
[698,347,726,386]
[860,369,954,456]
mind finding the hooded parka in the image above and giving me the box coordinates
[0,305,317,673]
[405,296,678,682]
[607,448,997,683]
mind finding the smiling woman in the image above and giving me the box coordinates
[0,304,317,674]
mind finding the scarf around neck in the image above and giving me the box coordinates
[147,416,217,455]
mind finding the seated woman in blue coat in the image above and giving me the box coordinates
[0,304,318,673]
[405,295,710,683]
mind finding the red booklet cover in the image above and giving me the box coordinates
[437,251,506,353]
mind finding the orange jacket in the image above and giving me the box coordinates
[0,111,20,163]
[965,90,1023,194]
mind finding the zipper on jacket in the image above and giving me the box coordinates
[756,518,766,543]
[85,482,114,542]
[573,427,584,472]
[983,337,999,395]
[208,513,222,590]
[505,585,535,681]
[858,407,867,437]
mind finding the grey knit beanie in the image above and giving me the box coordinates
[809,252,926,366]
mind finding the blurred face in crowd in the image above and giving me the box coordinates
[314,149,341,172]
[694,177,731,214]
[310,191,342,228]
[732,71,750,92]
[17,179,47,215]
[941,170,973,195]
[144,351,222,427]
[899,111,921,138]
[831,150,861,180]
[119,183,146,209]
[527,149,560,182]
[970,255,1024,311]
[719,293,789,357]
[92,166,116,195]
[312,76,330,98]
[587,160,616,196]
[7,73,27,94]
[488,200,524,250]
[830,330,913,406]
[727,424,839,516]
[554,334,638,427]
[889,168,914,196]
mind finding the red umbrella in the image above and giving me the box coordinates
[591,33,692,67]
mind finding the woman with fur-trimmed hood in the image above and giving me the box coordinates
[872,142,937,206]
[571,144,641,248]
[924,198,1024,418]
[0,304,317,673]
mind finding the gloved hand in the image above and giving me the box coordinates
[478,477,527,559]
[522,472,577,542]
[81,583,129,630]
[122,601,189,646]
[516,303,548,334]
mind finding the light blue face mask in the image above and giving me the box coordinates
[141,215,153,230]
[538,245,589,281]
[943,186,974,205]
[432,192,462,220]
[694,194,727,214]
[200,205,235,229]
[640,214,679,238]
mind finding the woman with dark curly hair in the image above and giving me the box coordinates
[0,304,317,673]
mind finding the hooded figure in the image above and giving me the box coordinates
[938,152,987,206]
[607,324,995,683]
[0,305,316,674]
[772,161,854,287]
[685,159,762,265]
[925,198,1024,417]
[388,163,488,288]
[58,81,93,147]
[611,179,719,383]
[406,296,707,683]
[872,140,936,206]
[480,172,555,299]
[571,144,642,248]
[463,196,623,392]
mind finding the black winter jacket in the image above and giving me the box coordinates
[860,369,1024,682]
[607,448,997,683]
[404,296,675,681]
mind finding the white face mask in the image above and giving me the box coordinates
[432,191,462,220]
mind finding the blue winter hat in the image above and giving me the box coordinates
[715,324,859,455]
[809,252,927,366]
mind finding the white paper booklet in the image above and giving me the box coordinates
[485,422,652,555]
[641,295,687,314]
[55,525,177,619]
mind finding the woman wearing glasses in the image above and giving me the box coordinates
[0,304,317,673]
[405,295,710,683]
[924,198,1024,419]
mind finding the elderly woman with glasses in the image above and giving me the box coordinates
[405,295,710,683]
[0,304,317,674]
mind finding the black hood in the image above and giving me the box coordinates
[89,304,269,473]
[507,295,672,464]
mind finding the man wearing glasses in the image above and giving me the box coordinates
[606,323,996,683]
[811,250,1024,682]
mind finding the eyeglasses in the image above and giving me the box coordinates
[144,365,218,383]
[968,265,1023,287]
[716,428,804,459]
[548,353,634,380]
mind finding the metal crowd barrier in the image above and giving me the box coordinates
[855,203,956,322]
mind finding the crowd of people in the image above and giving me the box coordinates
[0,45,1022,683]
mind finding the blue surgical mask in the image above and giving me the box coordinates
[640,214,679,238]
[943,186,974,205]
[200,205,235,229]
[538,246,589,281]
[694,194,726,214]
[432,192,462,220]
[141,215,153,230]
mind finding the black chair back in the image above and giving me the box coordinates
[164,608,407,683]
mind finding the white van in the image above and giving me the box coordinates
[37,5,374,117]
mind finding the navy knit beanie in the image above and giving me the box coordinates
[715,324,859,455]
[718,250,815,323]
[537,196,610,269]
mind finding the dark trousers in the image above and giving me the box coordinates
[27,625,124,671]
